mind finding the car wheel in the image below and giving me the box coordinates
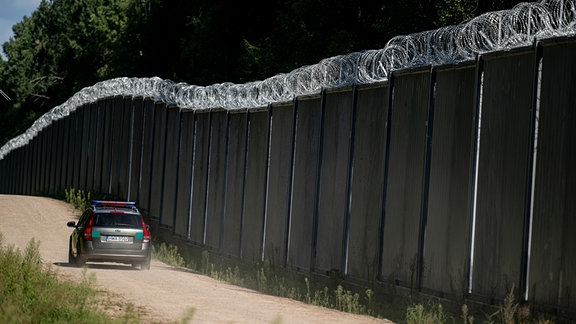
[68,239,76,265]
[141,256,151,271]
[75,243,85,267]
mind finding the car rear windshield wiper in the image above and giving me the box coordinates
[116,223,135,227]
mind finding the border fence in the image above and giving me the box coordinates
[1,0,576,319]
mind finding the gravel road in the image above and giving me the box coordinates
[0,194,392,324]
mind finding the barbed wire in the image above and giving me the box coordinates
[1,0,575,159]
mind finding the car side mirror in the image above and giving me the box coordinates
[67,221,76,227]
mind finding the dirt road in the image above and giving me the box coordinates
[0,195,392,323]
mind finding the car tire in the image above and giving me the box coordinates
[75,242,85,267]
[68,239,76,265]
[141,256,151,271]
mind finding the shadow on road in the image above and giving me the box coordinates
[53,262,141,271]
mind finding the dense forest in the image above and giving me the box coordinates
[0,0,524,146]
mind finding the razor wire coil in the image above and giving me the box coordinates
[1,0,576,159]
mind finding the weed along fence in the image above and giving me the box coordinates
[2,0,576,318]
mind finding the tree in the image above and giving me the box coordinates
[0,0,137,145]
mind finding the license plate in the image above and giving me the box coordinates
[106,236,129,242]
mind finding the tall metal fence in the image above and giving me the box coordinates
[1,37,575,317]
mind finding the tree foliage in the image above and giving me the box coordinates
[0,0,523,145]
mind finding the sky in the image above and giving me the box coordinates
[0,0,42,58]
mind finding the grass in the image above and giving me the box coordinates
[151,241,185,267]
[185,248,379,318]
[405,288,555,324]
[64,188,92,211]
[158,240,560,324]
[0,232,140,323]
[0,232,198,323]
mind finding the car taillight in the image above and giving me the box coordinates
[84,217,93,240]
[142,220,150,243]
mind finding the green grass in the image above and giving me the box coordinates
[151,241,185,267]
[0,232,142,323]
[158,241,560,323]
[64,188,92,211]
[185,248,380,318]
[405,289,555,324]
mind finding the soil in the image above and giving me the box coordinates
[0,194,393,324]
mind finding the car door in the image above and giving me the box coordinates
[72,210,91,255]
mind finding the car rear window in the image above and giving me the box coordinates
[94,213,141,228]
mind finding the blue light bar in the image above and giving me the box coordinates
[90,200,136,208]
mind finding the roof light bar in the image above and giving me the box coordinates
[90,200,136,208]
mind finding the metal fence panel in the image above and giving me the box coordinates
[100,99,114,194]
[79,107,91,190]
[10,149,17,192]
[222,112,248,257]
[20,146,27,193]
[107,100,123,195]
[205,110,228,250]
[85,103,97,192]
[137,99,156,214]
[30,130,42,195]
[149,102,168,220]
[2,152,9,192]
[65,109,80,191]
[74,108,84,190]
[54,121,64,192]
[190,111,211,244]
[22,134,32,194]
[0,155,4,193]
[347,85,388,281]
[529,40,576,311]
[472,50,535,299]
[113,98,132,198]
[54,119,65,192]
[31,129,39,193]
[41,124,53,192]
[264,103,294,266]
[3,149,12,193]
[35,128,44,192]
[160,106,181,228]
[288,97,322,271]
[241,109,269,262]
[14,147,23,194]
[128,98,145,202]
[30,134,40,193]
[21,147,28,193]
[18,147,25,193]
[48,120,61,193]
[108,98,122,196]
[422,64,477,296]
[24,146,30,193]
[91,100,105,193]
[21,129,32,194]
[10,149,17,193]
[20,135,29,193]
[9,147,15,193]
[174,110,195,238]
[60,117,72,192]
[315,90,354,273]
[381,70,431,287]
